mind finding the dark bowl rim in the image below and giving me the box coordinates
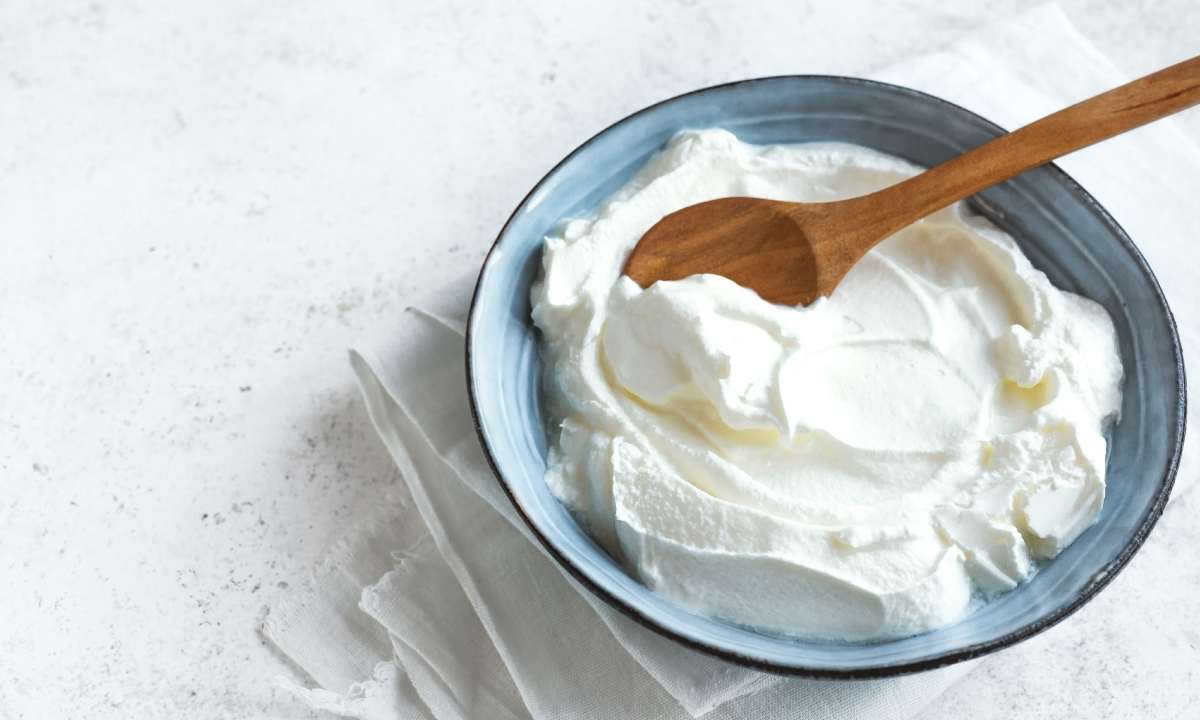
[464,74,1186,679]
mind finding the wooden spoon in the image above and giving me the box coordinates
[624,55,1200,306]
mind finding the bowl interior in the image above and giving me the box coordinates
[466,76,1183,675]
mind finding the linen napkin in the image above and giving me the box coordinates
[263,5,1200,719]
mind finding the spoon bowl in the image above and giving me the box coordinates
[626,195,858,306]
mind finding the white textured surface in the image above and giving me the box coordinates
[1,1,1197,718]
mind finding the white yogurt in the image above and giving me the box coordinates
[531,129,1123,641]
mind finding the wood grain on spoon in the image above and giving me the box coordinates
[624,54,1200,306]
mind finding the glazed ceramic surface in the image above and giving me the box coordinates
[465,76,1185,676]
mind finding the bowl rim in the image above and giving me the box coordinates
[464,74,1187,678]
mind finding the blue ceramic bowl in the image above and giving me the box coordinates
[466,76,1185,677]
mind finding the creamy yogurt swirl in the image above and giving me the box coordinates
[531,129,1123,641]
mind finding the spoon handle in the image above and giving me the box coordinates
[858,54,1200,238]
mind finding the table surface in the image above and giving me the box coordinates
[4,1,1198,718]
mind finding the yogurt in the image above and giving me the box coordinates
[531,129,1123,641]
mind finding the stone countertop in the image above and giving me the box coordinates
[3,1,1197,717]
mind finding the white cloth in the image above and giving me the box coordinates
[262,5,1200,718]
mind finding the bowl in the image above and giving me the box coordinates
[465,76,1185,677]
